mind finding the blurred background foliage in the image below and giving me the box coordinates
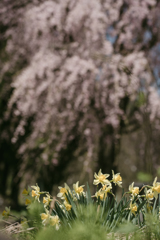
[0,0,160,210]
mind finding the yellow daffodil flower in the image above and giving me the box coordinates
[64,201,72,211]
[112,170,122,187]
[40,210,50,226]
[129,182,139,196]
[146,189,154,200]
[22,187,32,206]
[50,215,60,230]
[95,183,112,201]
[152,177,160,199]
[31,184,40,202]
[25,198,32,205]
[2,207,10,218]
[43,194,51,207]
[93,169,110,186]
[95,189,107,201]
[102,183,112,193]
[129,202,137,215]
[73,181,85,196]
[22,188,29,196]
[57,183,70,199]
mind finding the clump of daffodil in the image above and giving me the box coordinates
[129,202,137,215]
[5,169,160,233]
[152,177,160,199]
[43,194,52,208]
[73,181,85,198]
[50,215,60,230]
[129,182,139,197]
[112,170,122,187]
[93,169,110,186]
[2,207,10,218]
[64,200,72,211]
[31,184,41,202]
[57,183,71,200]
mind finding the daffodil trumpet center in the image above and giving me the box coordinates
[98,175,106,182]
